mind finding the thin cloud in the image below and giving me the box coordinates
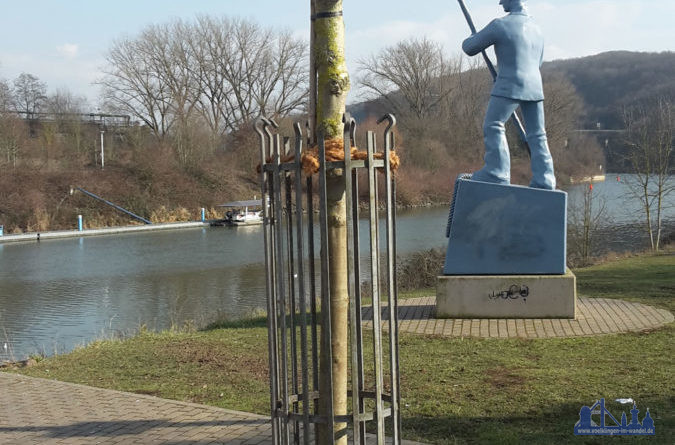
[56,43,79,59]
[346,0,673,68]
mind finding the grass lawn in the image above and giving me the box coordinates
[5,252,674,444]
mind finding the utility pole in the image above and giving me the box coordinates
[100,130,105,169]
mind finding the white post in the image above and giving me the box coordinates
[100,130,105,169]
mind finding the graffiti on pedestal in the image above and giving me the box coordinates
[488,284,529,302]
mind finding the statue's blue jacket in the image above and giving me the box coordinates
[462,12,545,101]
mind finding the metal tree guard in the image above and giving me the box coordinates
[255,113,401,445]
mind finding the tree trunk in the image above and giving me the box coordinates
[312,1,350,444]
[642,179,654,250]
[655,182,663,251]
[309,1,317,145]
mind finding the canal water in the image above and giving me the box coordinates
[1,176,673,360]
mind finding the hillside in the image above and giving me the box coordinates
[543,51,675,129]
[350,51,675,173]
[0,123,260,234]
[352,51,675,129]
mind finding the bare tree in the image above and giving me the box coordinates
[45,88,91,159]
[46,88,88,115]
[442,56,491,158]
[99,16,308,157]
[255,30,308,119]
[543,73,583,151]
[220,19,270,129]
[357,38,457,122]
[141,21,200,164]
[0,113,26,167]
[623,96,675,251]
[12,73,47,117]
[568,182,608,266]
[0,79,13,111]
[188,15,236,149]
[100,37,174,140]
[212,19,308,132]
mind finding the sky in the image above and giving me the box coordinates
[0,0,673,107]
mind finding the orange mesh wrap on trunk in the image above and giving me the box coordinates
[257,138,400,175]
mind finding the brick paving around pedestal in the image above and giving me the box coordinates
[363,296,673,338]
[1,296,671,444]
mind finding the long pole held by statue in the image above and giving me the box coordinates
[457,0,532,158]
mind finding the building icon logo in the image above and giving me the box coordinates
[574,398,655,436]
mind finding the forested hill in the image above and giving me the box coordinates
[542,51,675,129]
[350,51,675,130]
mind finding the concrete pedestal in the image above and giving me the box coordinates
[436,270,577,319]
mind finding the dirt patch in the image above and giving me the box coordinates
[484,366,526,390]
[525,353,541,362]
[167,339,269,382]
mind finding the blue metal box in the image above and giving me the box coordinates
[443,176,567,275]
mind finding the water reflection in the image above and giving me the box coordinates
[566,176,675,254]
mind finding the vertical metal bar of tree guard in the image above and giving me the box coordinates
[264,119,283,445]
[349,122,367,445]
[304,120,319,435]
[256,119,280,445]
[381,114,401,444]
[391,152,403,445]
[272,133,290,445]
[266,125,282,445]
[283,137,300,445]
[342,113,361,445]
[366,131,386,444]
[306,172,319,400]
[317,135,335,442]
[305,123,318,403]
[391,131,402,444]
[293,123,311,445]
[306,175,320,445]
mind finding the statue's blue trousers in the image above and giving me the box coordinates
[472,96,556,190]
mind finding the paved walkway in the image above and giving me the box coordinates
[363,296,673,338]
[0,372,272,444]
[0,374,425,444]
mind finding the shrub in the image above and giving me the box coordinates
[396,248,445,291]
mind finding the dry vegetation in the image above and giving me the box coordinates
[0,120,259,233]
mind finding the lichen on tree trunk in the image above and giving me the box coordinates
[313,1,350,141]
[312,1,350,444]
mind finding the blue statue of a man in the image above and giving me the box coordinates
[462,0,556,190]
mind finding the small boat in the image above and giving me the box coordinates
[216,200,263,226]
[569,174,606,184]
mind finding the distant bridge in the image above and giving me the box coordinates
[4,110,132,127]
[574,129,626,134]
